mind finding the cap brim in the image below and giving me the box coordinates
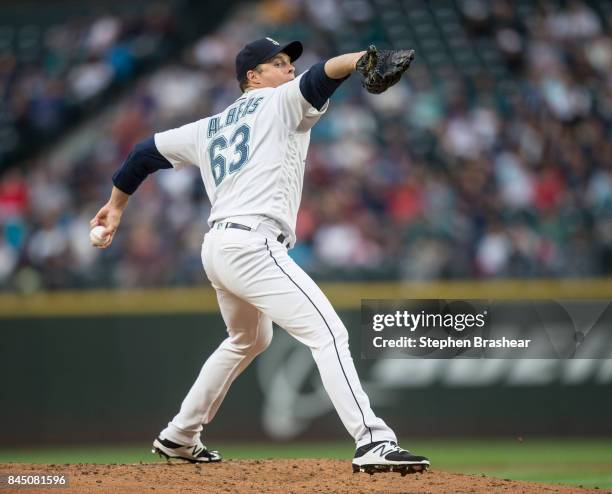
[264,40,302,64]
[279,40,303,62]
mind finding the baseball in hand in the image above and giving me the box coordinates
[90,225,109,246]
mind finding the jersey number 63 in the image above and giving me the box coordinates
[208,124,251,186]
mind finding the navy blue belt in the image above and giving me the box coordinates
[217,222,287,244]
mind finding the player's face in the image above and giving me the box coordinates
[249,53,295,89]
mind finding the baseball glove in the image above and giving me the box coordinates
[356,45,415,94]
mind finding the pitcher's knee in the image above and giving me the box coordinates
[227,326,272,355]
[324,324,349,345]
[250,327,273,354]
[308,324,348,354]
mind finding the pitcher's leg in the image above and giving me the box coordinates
[162,289,273,444]
[272,260,396,447]
[224,238,396,448]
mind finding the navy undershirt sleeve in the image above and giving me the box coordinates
[112,137,172,195]
[299,61,349,111]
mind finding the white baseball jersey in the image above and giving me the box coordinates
[154,72,328,245]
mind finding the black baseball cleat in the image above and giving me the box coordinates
[152,437,222,463]
[352,440,430,475]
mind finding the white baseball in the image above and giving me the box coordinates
[90,225,109,246]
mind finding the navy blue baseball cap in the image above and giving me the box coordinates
[235,37,303,82]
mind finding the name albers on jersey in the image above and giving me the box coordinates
[207,96,264,138]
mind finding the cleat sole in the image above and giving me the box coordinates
[352,463,429,475]
[152,447,170,461]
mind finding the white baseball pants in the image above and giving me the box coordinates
[161,222,396,448]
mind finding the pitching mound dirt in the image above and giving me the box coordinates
[1,460,608,493]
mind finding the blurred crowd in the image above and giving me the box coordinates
[1,0,611,291]
[0,2,178,166]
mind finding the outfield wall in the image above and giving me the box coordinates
[1,280,611,445]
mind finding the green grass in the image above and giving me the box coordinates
[1,438,611,489]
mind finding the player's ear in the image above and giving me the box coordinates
[246,69,259,85]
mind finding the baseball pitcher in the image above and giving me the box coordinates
[91,37,429,475]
